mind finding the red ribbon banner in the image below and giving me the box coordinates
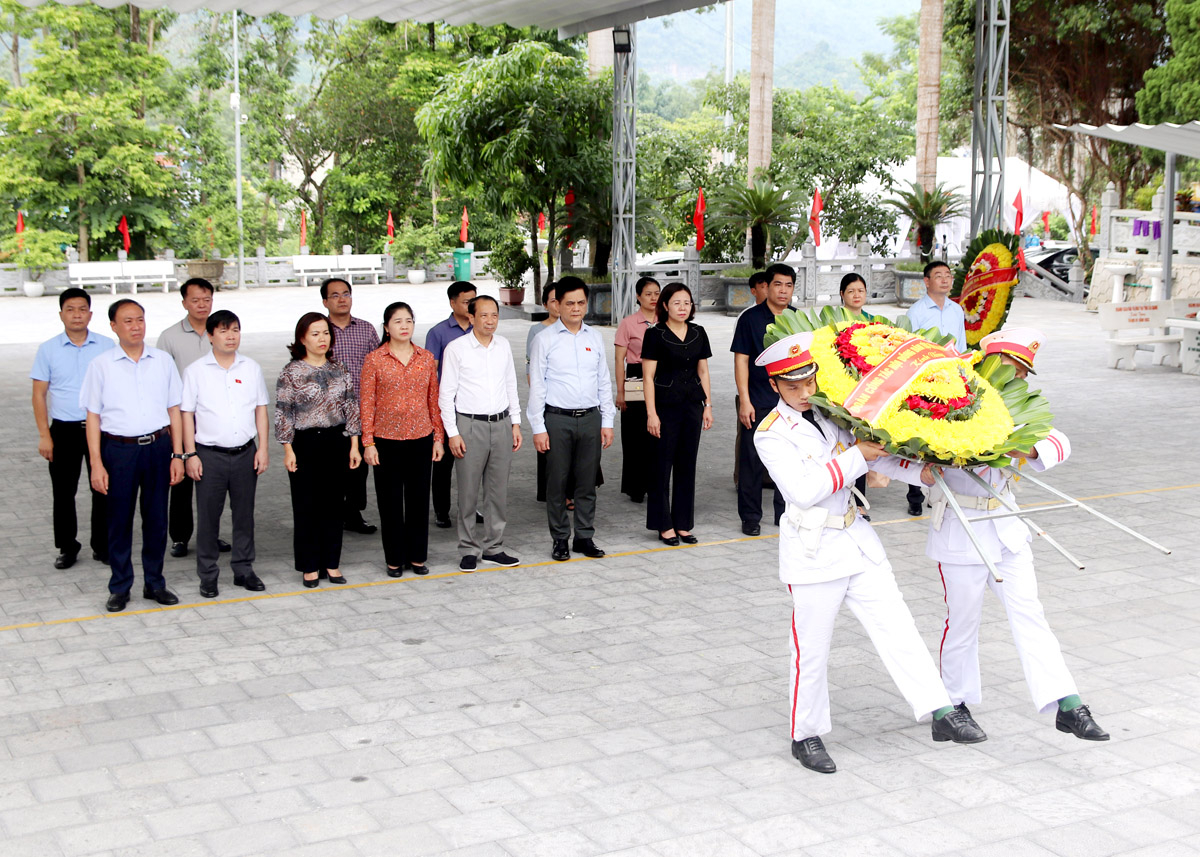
[844,337,959,424]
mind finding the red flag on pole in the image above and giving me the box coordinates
[460,207,469,243]
[1013,191,1026,270]
[693,187,706,251]
[537,212,546,233]
[118,215,131,253]
[386,210,395,245]
[1041,210,1050,235]
[16,210,24,251]
[300,210,307,248]
[564,189,575,248]
[809,188,824,247]
[1091,204,1098,237]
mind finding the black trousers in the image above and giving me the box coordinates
[287,426,350,573]
[619,366,651,501]
[536,449,601,502]
[102,432,171,594]
[544,409,601,540]
[343,458,369,523]
[48,420,107,557]
[194,444,258,584]
[374,435,433,567]
[168,471,195,545]
[646,399,702,533]
[907,483,925,507]
[737,405,785,526]
[856,473,869,509]
[432,453,454,519]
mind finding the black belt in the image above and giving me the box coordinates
[102,427,168,445]
[198,440,255,455]
[545,405,598,418]
[459,409,509,423]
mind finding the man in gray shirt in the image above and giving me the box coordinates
[156,277,229,558]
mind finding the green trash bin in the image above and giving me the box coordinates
[452,247,473,281]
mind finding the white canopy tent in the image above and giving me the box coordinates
[1057,121,1200,298]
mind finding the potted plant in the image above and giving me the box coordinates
[487,233,533,305]
[392,224,447,284]
[2,226,74,297]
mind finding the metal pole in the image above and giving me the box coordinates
[724,1,734,166]
[963,470,1086,569]
[1164,151,1176,299]
[969,0,1009,235]
[232,11,245,290]
[931,469,1003,582]
[611,24,637,322]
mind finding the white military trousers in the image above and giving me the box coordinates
[787,566,951,740]
[937,541,1077,713]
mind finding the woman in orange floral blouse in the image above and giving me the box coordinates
[360,302,444,576]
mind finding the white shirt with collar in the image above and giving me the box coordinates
[181,352,270,448]
[79,346,182,437]
[526,319,616,434]
[439,332,521,439]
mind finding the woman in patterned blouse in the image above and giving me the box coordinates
[275,312,362,587]
[361,302,444,577]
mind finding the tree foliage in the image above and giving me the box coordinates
[1137,0,1200,123]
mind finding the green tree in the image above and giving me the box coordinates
[1137,0,1200,123]
[710,179,806,269]
[884,180,968,263]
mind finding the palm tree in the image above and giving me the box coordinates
[710,179,804,269]
[916,0,944,192]
[748,0,776,183]
[885,180,967,263]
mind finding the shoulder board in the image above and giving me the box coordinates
[757,411,781,432]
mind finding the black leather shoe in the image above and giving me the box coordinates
[170,541,188,557]
[218,538,232,552]
[791,736,836,773]
[459,555,478,572]
[386,565,404,578]
[54,551,78,569]
[571,538,605,558]
[200,581,219,598]
[92,551,108,563]
[303,573,319,588]
[658,533,680,546]
[932,707,988,743]
[552,539,570,561]
[142,586,180,606]
[678,533,698,545]
[741,521,761,536]
[106,592,129,612]
[234,574,265,592]
[1056,704,1109,741]
[344,519,378,535]
[409,563,429,576]
[434,515,452,529]
[629,493,645,503]
[907,502,923,517]
[326,572,347,585]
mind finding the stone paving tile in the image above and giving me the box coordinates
[1,298,1198,854]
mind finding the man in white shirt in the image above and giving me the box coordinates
[180,310,270,598]
[439,295,523,572]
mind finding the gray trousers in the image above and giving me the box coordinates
[456,416,514,556]
[544,409,601,541]
[195,444,258,584]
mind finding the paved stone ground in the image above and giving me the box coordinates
[0,287,1198,857]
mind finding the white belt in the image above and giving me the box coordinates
[823,505,858,529]
[950,493,1003,512]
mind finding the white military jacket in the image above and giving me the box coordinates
[753,400,890,585]
[875,429,1071,564]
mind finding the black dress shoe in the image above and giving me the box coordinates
[142,586,180,606]
[658,533,681,546]
[552,539,570,561]
[92,551,108,563]
[931,707,988,743]
[1056,705,1110,741]
[409,563,429,576]
[434,515,452,529]
[386,565,404,578]
[571,538,605,558]
[741,521,761,536]
[234,574,265,592]
[218,538,232,552]
[54,551,78,569]
[629,494,645,503]
[200,581,219,598]
[907,502,923,517]
[678,533,698,545]
[326,572,347,585]
[170,541,188,558]
[344,519,378,535]
[791,736,836,773]
[303,573,319,588]
[106,592,129,612]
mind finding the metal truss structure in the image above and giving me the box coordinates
[611,24,638,322]
[969,0,1011,235]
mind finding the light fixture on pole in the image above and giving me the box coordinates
[612,26,631,53]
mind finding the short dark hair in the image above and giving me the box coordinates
[180,277,215,298]
[764,263,796,285]
[468,294,499,315]
[748,271,769,290]
[288,312,335,360]
[448,281,477,300]
[541,281,557,305]
[58,287,90,309]
[206,309,240,334]
[923,260,951,278]
[320,278,351,299]
[554,276,588,303]
[839,272,866,294]
[655,282,695,324]
[635,276,660,296]
[380,302,414,344]
[108,298,143,322]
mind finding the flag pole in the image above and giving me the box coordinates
[232,11,245,290]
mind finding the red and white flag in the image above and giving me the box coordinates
[693,187,706,251]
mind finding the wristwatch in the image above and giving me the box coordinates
[171,452,196,461]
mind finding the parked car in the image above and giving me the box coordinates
[1027,246,1079,282]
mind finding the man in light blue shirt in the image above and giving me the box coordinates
[80,299,186,613]
[31,288,114,569]
[904,260,967,515]
[528,277,615,561]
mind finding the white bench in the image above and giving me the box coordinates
[68,262,132,295]
[1098,301,1182,370]
[292,255,339,287]
[122,260,178,294]
[337,254,385,285]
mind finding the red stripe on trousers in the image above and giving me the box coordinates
[937,563,950,676]
[789,584,801,738]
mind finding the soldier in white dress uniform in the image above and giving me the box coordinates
[753,333,985,774]
[874,327,1108,742]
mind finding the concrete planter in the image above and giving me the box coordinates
[23,280,45,298]
[406,268,427,285]
[187,259,226,287]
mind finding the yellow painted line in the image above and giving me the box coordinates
[2,481,1196,634]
